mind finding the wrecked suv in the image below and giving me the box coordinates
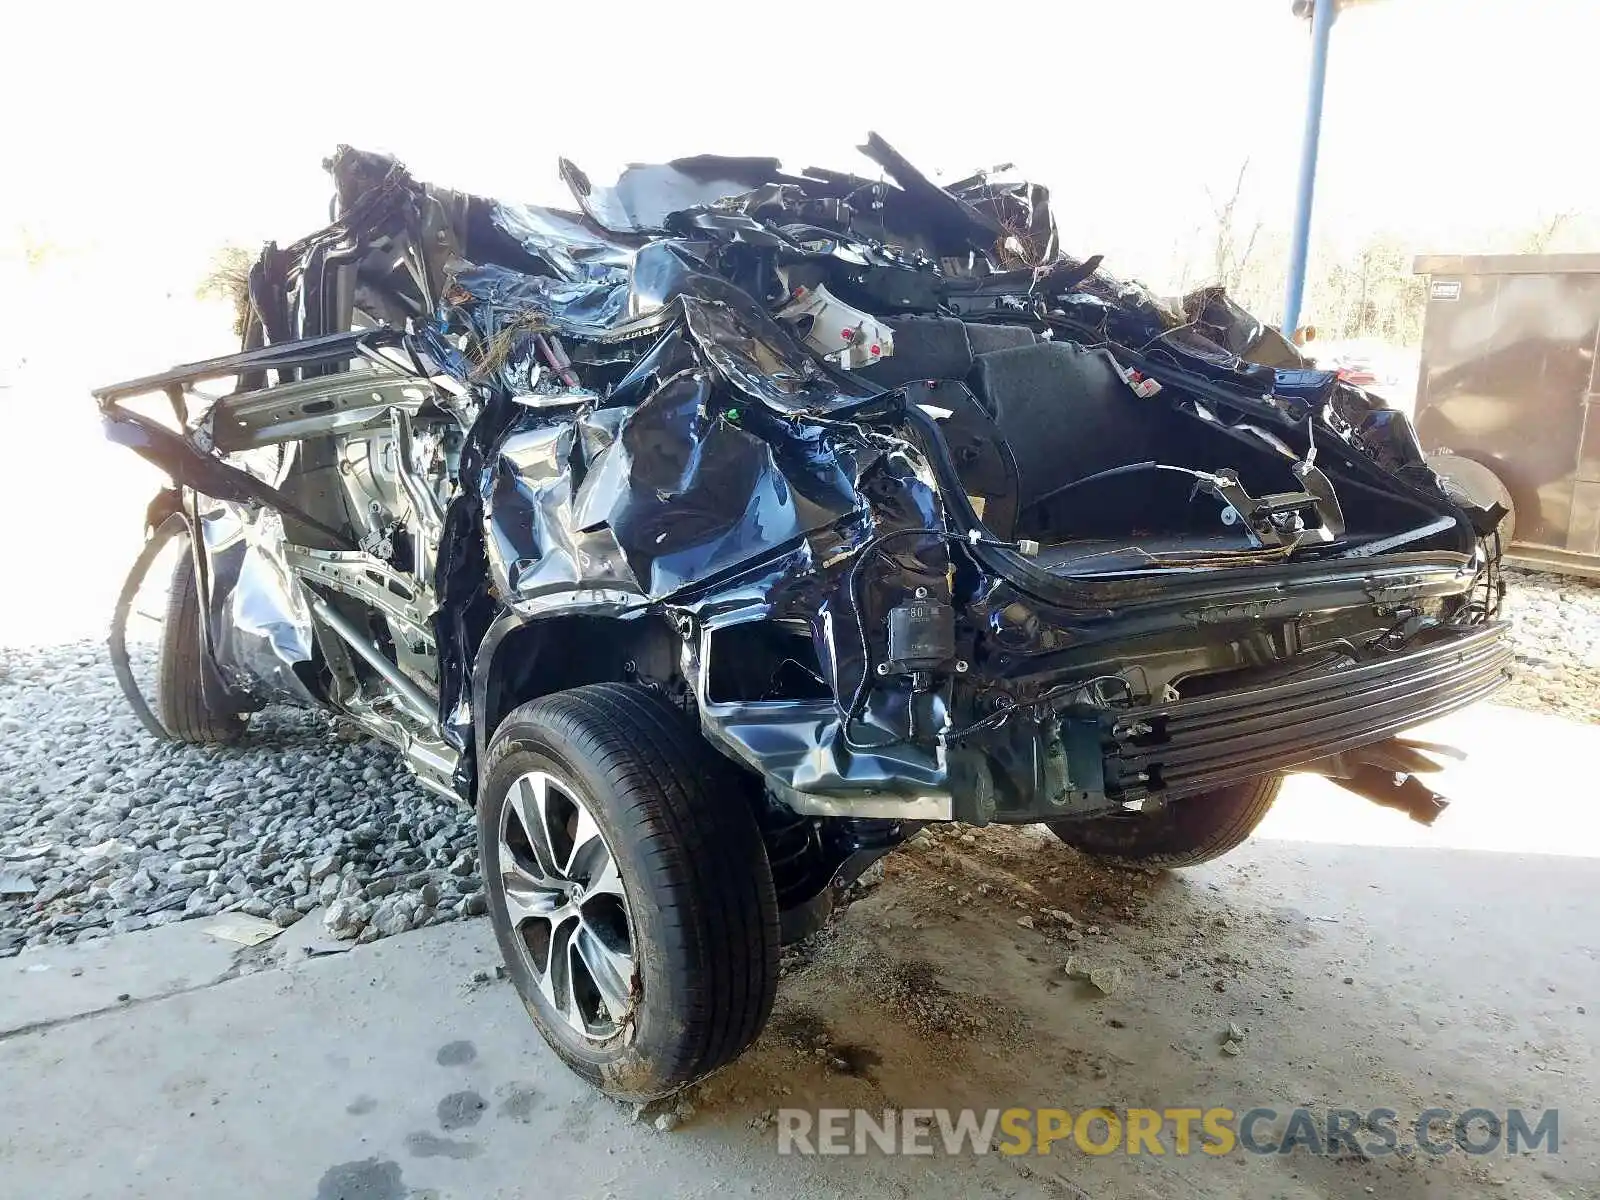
[96,137,1511,1099]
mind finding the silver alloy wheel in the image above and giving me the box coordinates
[498,769,636,1040]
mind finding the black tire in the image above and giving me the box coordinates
[1426,451,1515,547]
[1044,775,1282,868]
[110,515,187,742]
[156,550,246,745]
[479,683,779,1100]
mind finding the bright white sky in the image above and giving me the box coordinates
[4,0,1596,293]
[0,0,1593,641]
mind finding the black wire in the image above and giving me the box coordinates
[939,674,1136,744]
[1025,460,1222,514]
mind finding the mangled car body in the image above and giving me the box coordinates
[96,136,1511,1098]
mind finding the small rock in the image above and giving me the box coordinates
[1225,1022,1245,1042]
[1016,915,1035,929]
[83,839,131,863]
[854,860,886,890]
[463,891,488,917]
[1343,976,1354,985]
[323,899,365,940]
[269,905,300,929]
[1221,1039,1243,1057]
[308,854,341,882]
[371,901,412,938]
[654,1112,680,1133]
[1087,966,1123,996]
[0,872,38,898]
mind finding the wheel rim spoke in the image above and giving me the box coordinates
[573,921,635,1022]
[583,845,625,901]
[502,880,567,928]
[495,768,636,1041]
[505,773,559,880]
[542,911,579,1015]
[565,804,603,879]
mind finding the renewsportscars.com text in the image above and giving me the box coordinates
[777,1106,1558,1157]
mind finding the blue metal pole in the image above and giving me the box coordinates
[1283,0,1337,333]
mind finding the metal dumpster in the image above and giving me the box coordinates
[1412,253,1600,579]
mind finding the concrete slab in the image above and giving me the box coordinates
[2,702,1596,1198]
[0,920,1055,1200]
[0,919,241,1036]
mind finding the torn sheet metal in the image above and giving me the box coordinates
[198,504,318,707]
[92,132,1505,825]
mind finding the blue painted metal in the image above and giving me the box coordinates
[1282,0,1338,333]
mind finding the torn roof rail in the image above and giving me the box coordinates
[91,329,407,405]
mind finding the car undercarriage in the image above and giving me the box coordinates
[94,135,1512,1097]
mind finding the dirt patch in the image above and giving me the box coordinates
[683,822,1583,1198]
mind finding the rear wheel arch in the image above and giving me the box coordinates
[472,610,685,768]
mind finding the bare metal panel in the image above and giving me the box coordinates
[1413,254,1600,564]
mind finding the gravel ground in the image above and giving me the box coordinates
[2,569,1596,960]
[1495,569,1600,724]
[0,639,478,959]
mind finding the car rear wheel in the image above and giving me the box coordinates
[154,547,246,745]
[479,683,779,1100]
[1043,774,1282,868]
[1426,451,1515,547]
